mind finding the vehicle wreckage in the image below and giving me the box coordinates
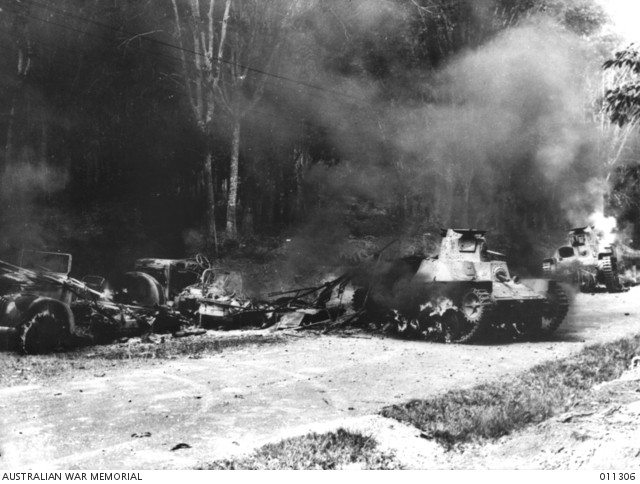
[0,251,349,354]
[543,226,627,293]
[350,229,570,343]
[0,251,76,354]
[0,229,573,353]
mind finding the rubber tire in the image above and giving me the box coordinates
[20,298,75,354]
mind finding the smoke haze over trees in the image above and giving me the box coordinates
[0,0,637,276]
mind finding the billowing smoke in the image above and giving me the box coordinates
[395,21,603,230]
[284,9,607,271]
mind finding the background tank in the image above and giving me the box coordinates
[543,226,625,293]
[353,229,569,343]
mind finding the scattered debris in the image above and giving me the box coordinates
[556,411,595,423]
[170,443,191,451]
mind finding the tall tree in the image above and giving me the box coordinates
[214,0,303,237]
[169,0,231,250]
[602,45,640,180]
[168,0,301,240]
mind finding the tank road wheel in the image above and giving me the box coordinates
[541,285,569,336]
[457,288,493,343]
[601,256,618,292]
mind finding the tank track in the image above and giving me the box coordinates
[601,256,619,292]
[541,285,569,336]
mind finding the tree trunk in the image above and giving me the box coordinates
[203,150,218,254]
[294,148,308,223]
[462,175,472,227]
[4,104,15,178]
[226,117,241,237]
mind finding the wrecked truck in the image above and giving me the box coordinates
[352,229,569,343]
[113,255,256,328]
[543,226,625,292]
[112,255,211,307]
[0,250,76,353]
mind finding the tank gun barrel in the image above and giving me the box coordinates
[495,271,510,282]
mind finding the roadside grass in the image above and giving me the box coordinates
[203,428,403,470]
[381,334,640,449]
[0,332,285,387]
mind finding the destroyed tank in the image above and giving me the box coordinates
[353,229,569,343]
[543,226,624,292]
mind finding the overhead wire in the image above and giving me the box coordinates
[0,27,357,133]
[0,0,371,129]
[0,0,379,156]
[1,0,367,103]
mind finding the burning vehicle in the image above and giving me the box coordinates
[543,226,625,292]
[352,229,569,343]
[0,250,76,353]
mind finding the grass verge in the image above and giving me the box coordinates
[381,334,640,449]
[203,428,402,470]
[0,332,284,387]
